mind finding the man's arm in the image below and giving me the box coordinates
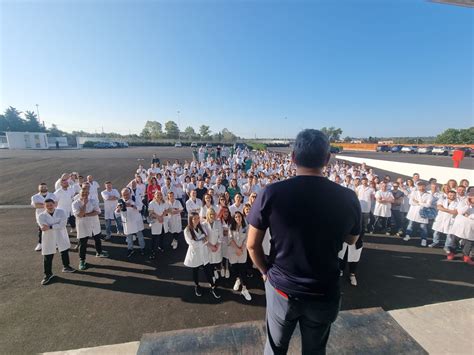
[247,225,268,278]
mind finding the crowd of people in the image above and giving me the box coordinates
[31,146,474,297]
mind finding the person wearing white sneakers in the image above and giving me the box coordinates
[228,212,251,301]
[31,183,57,252]
[447,192,474,265]
[202,208,223,281]
[37,199,76,285]
[404,181,433,247]
[166,191,183,250]
[183,212,220,299]
[430,190,458,248]
[217,206,233,279]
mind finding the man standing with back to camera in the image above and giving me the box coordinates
[247,129,361,355]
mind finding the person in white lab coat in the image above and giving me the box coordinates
[229,193,245,217]
[185,190,202,215]
[430,190,458,248]
[202,208,223,280]
[72,189,108,270]
[403,181,433,247]
[228,211,252,301]
[217,206,232,279]
[116,188,146,258]
[54,177,76,233]
[371,182,394,235]
[183,212,221,299]
[148,191,169,259]
[166,191,183,250]
[86,175,101,200]
[31,183,57,251]
[356,177,374,236]
[101,181,124,240]
[447,192,474,265]
[37,199,76,285]
[199,193,216,222]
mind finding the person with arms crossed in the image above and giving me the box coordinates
[31,183,57,252]
[72,189,109,270]
[37,199,76,285]
[247,129,361,355]
[101,181,124,240]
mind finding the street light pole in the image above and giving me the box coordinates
[177,110,180,140]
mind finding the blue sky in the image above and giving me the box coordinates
[1,0,472,138]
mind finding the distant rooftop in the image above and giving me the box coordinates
[431,0,474,7]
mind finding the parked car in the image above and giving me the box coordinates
[94,142,114,148]
[205,143,213,148]
[390,145,403,153]
[190,142,198,147]
[401,146,418,154]
[174,142,182,148]
[432,146,450,156]
[376,145,391,152]
[330,146,342,154]
[417,146,433,154]
[449,147,472,157]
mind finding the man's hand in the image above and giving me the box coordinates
[41,224,50,231]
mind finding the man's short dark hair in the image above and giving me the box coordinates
[44,198,55,204]
[293,129,330,168]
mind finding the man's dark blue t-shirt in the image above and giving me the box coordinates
[248,175,361,301]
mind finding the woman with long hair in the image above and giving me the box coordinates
[148,191,169,259]
[199,193,216,221]
[217,206,232,278]
[215,194,228,215]
[227,178,241,201]
[228,211,251,301]
[183,212,221,299]
[202,208,223,281]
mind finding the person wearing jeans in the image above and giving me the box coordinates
[117,187,146,257]
[247,130,361,355]
[264,279,340,354]
[430,190,458,248]
[101,182,124,239]
[403,181,433,247]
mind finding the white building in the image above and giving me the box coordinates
[5,132,49,149]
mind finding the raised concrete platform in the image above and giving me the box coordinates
[389,298,474,355]
[138,307,427,354]
[42,341,140,355]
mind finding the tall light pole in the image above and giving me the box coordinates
[35,104,44,127]
[177,110,180,140]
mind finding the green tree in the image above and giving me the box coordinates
[320,126,343,142]
[24,110,44,132]
[199,125,211,139]
[141,121,162,139]
[3,106,26,131]
[0,114,7,131]
[164,120,180,139]
[221,128,237,142]
[436,127,473,145]
[183,126,196,139]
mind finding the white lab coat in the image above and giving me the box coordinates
[37,208,71,255]
[450,203,474,241]
[186,198,202,215]
[432,199,458,234]
[167,199,183,233]
[118,199,143,235]
[72,198,102,239]
[229,203,244,217]
[373,191,393,217]
[31,192,57,219]
[338,242,362,262]
[263,228,272,256]
[227,227,248,264]
[406,191,433,224]
[199,204,217,221]
[148,200,169,235]
[87,181,101,200]
[356,186,374,214]
[101,189,121,220]
[54,187,75,216]
[202,220,223,264]
[183,227,210,268]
